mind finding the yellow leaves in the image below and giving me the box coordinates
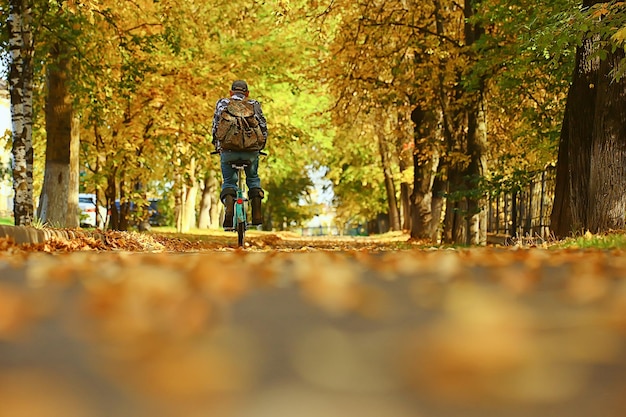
[2,244,626,415]
[612,26,626,44]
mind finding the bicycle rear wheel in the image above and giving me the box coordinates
[237,221,246,247]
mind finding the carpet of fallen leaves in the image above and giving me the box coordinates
[0,230,220,254]
[1,230,626,417]
[0,229,419,255]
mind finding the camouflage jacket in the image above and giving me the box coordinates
[212,92,268,151]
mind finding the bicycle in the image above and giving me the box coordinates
[213,151,266,248]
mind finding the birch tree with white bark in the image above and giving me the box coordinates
[7,0,35,226]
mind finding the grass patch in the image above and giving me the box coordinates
[551,231,626,250]
[0,217,13,226]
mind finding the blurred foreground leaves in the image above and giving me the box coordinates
[1,237,626,416]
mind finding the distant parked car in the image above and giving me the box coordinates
[148,199,164,226]
[78,193,107,228]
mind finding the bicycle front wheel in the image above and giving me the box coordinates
[237,221,246,247]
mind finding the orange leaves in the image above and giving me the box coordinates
[401,284,536,404]
[0,369,96,417]
[591,2,616,19]
[295,252,363,314]
[2,239,626,416]
[0,284,34,340]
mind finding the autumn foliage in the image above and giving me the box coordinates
[3,0,626,243]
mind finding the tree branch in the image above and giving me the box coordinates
[359,17,462,48]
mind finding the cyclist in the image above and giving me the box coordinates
[212,80,268,229]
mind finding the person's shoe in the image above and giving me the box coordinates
[223,195,235,230]
[249,188,264,226]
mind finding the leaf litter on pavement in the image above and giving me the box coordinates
[0,230,626,417]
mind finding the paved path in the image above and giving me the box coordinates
[1,249,625,417]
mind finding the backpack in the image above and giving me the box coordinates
[215,99,265,151]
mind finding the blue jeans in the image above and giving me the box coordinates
[220,151,262,195]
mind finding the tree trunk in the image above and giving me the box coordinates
[439,0,489,246]
[208,172,220,229]
[431,0,450,243]
[567,29,599,230]
[397,111,412,232]
[8,0,35,226]
[550,99,574,238]
[430,159,446,242]
[377,131,401,231]
[38,43,75,227]
[93,126,107,227]
[411,177,433,239]
[465,91,489,245]
[197,174,212,229]
[550,0,626,235]
[410,105,436,240]
[462,0,488,246]
[198,171,220,229]
[118,198,131,231]
[588,47,626,231]
[106,173,131,231]
[443,162,466,244]
[177,157,197,233]
[183,180,198,232]
[174,176,183,232]
[265,204,273,231]
[399,164,411,232]
[106,173,118,229]
[67,115,80,228]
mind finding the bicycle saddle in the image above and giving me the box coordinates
[230,159,251,168]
